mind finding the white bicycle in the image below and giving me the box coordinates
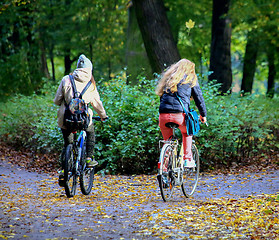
[157,122,200,202]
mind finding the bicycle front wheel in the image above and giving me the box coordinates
[80,167,94,195]
[158,143,175,202]
[181,143,200,198]
[64,144,77,198]
[80,143,94,195]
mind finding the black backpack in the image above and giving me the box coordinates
[64,75,92,131]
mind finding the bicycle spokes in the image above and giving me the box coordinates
[158,143,175,201]
[181,144,200,198]
[158,141,200,201]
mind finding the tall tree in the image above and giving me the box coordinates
[231,0,279,95]
[209,0,232,94]
[266,44,276,98]
[133,0,180,73]
[241,30,259,94]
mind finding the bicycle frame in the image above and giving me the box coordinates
[74,130,86,173]
[62,116,104,198]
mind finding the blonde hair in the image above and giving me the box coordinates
[155,59,197,96]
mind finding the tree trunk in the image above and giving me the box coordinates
[266,44,276,98]
[126,3,152,84]
[39,38,50,79]
[64,50,71,75]
[133,0,180,73]
[26,36,43,94]
[49,44,56,81]
[241,30,258,94]
[208,0,232,94]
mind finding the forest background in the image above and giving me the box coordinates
[0,0,278,174]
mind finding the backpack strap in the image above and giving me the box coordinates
[79,81,92,98]
[175,92,188,113]
[69,75,78,98]
[69,75,92,99]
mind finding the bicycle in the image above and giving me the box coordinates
[60,116,103,198]
[157,122,200,202]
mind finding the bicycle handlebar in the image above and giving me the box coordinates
[92,116,109,122]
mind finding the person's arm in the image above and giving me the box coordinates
[90,87,108,120]
[53,79,64,106]
[192,81,207,122]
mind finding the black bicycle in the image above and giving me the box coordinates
[61,116,102,198]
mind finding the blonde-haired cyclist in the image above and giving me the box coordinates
[156,58,207,168]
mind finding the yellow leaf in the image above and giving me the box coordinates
[94,206,102,212]
[185,19,195,29]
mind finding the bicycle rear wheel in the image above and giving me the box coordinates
[158,143,175,202]
[181,143,200,198]
[80,144,94,195]
[64,144,77,198]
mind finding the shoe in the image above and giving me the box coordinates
[184,159,196,168]
[86,157,98,168]
[162,174,169,188]
[58,170,65,187]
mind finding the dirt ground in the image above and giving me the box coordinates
[1,155,278,240]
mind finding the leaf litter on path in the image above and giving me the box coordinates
[0,159,278,239]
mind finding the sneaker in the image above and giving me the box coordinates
[184,159,196,168]
[162,175,169,188]
[58,170,65,187]
[86,157,98,168]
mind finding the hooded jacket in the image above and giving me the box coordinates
[54,68,107,129]
[159,81,207,117]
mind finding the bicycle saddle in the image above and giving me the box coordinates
[165,122,179,129]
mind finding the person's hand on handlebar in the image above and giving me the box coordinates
[199,115,208,126]
[101,117,109,122]
[200,115,207,123]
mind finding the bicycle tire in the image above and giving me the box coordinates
[80,143,94,195]
[181,143,200,198]
[158,143,175,202]
[64,144,77,198]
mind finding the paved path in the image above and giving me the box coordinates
[0,160,278,239]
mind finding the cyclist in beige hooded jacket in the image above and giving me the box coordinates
[54,54,107,173]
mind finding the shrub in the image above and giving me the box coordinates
[0,74,278,174]
[0,93,63,152]
[94,74,160,174]
[195,85,279,170]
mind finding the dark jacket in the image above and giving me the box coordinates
[159,81,207,117]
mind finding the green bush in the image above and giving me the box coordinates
[0,93,63,152]
[195,85,279,169]
[94,74,160,174]
[0,74,278,174]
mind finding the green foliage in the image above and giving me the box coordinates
[93,74,160,174]
[0,93,62,151]
[195,83,279,169]
[0,76,278,174]
[165,0,212,71]
[0,0,128,98]
[0,1,45,100]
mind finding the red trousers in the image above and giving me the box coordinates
[159,113,192,160]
